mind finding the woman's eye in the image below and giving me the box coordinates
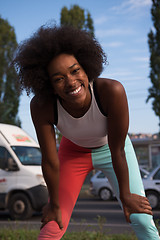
[73,68,80,74]
[54,77,64,82]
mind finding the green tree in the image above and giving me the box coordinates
[60,5,94,37]
[147,0,160,130]
[0,16,21,126]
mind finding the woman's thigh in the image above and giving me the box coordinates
[38,137,93,240]
[91,136,144,198]
[58,137,93,221]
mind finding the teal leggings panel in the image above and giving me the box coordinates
[91,136,160,240]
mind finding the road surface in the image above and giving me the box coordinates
[0,198,160,235]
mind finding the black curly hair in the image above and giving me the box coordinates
[14,24,107,97]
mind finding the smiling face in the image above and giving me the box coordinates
[47,53,91,112]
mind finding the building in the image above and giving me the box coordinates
[131,137,160,170]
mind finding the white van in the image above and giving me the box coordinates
[0,123,48,220]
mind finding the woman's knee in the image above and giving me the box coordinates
[130,213,155,229]
[38,221,65,240]
[130,213,160,239]
[38,210,69,240]
[130,213,157,231]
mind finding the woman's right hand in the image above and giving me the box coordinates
[121,193,153,223]
[40,203,63,230]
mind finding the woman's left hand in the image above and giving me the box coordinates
[40,203,63,230]
[121,193,153,223]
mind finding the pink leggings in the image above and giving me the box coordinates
[38,136,160,240]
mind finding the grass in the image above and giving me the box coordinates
[0,228,137,240]
[0,215,137,240]
[62,231,137,240]
[0,229,38,240]
[0,218,159,240]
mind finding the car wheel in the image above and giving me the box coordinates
[8,193,33,220]
[99,188,112,201]
[146,191,159,209]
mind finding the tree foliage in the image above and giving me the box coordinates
[147,0,160,127]
[60,5,94,37]
[0,16,21,126]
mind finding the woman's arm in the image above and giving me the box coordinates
[30,96,63,229]
[96,78,152,222]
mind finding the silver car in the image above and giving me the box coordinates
[90,167,149,201]
[143,165,160,209]
[90,171,114,201]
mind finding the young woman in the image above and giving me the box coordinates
[14,25,160,240]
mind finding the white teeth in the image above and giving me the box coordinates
[69,86,81,95]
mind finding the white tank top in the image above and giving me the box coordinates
[56,85,108,148]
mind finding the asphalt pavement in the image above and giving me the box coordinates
[0,198,160,235]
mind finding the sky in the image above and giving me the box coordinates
[1,0,159,141]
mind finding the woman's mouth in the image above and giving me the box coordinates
[68,85,82,96]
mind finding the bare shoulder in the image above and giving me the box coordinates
[30,95,55,125]
[95,78,125,96]
[94,78,127,115]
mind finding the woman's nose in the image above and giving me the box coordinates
[65,74,76,86]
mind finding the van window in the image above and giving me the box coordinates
[11,146,41,165]
[0,146,12,170]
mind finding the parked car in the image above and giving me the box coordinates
[90,167,149,201]
[143,165,160,209]
[90,171,114,201]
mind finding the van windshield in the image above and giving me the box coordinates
[11,146,41,165]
